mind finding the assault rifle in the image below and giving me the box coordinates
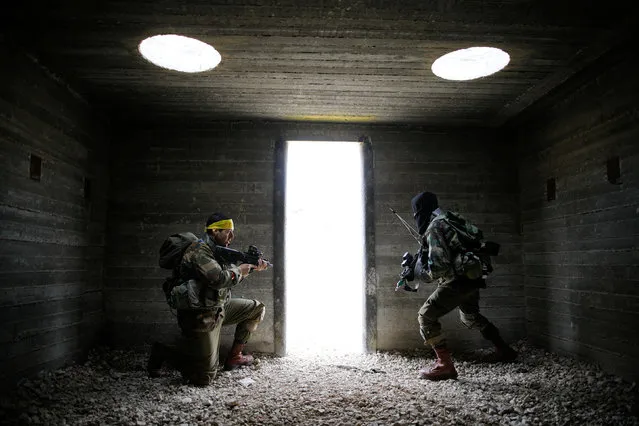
[214,245,273,269]
[397,251,419,292]
[389,207,423,292]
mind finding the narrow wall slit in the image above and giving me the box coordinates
[285,141,365,355]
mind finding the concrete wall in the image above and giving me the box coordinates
[512,41,639,381]
[0,42,110,386]
[106,122,524,353]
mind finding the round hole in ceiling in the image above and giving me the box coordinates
[138,34,221,73]
[431,47,510,81]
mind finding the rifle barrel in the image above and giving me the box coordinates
[389,207,421,243]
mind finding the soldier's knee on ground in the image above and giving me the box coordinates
[246,301,266,332]
[185,370,217,387]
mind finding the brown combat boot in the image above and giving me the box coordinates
[224,342,254,370]
[419,346,458,381]
[480,324,518,363]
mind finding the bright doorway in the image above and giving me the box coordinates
[285,141,365,355]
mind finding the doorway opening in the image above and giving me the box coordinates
[285,140,365,355]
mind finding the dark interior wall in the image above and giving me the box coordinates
[0,43,110,386]
[513,43,639,381]
[106,122,524,353]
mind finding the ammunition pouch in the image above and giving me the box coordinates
[169,279,204,310]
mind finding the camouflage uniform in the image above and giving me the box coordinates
[170,234,265,385]
[416,211,492,347]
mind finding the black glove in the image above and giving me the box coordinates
[399,252,416,282]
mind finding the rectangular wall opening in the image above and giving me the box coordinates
[285,140,365,355]
[546,177,556,201]
[30,153,42,181]
[607,156,621,184]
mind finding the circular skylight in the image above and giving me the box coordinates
[138,34,221,73]
[431,47,510,81]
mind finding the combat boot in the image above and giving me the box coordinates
[147,342,171,378]
[419,346,458,381]
[224,342,254,370]
[480,324,517,363]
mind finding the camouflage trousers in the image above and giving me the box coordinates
[418,278,492,348]
[173,297,265,384]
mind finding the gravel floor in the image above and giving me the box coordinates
[1,340,637,426]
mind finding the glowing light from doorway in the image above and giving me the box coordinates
[285,141,365,355]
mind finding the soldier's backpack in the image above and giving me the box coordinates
[158,232,199,302]
[159,232,199,269]
[440,211,500,282]
[442,211,484,252]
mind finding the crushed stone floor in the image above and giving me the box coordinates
[1,340,637,426]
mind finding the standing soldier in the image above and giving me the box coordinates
[402,191,517,380]
[148,212,269,386]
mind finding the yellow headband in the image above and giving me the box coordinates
[205,219,234,231]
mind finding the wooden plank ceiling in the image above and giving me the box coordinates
[4,0,638,126]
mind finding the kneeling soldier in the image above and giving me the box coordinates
[148,212,269,385]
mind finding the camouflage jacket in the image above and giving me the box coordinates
[416,210,484,285]
[178,234,243,306]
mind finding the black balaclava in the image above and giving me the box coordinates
[411,192,439,235]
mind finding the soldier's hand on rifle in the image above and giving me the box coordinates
[238,264,254,277]
[252,258,269,272]
[239,258,269,277]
